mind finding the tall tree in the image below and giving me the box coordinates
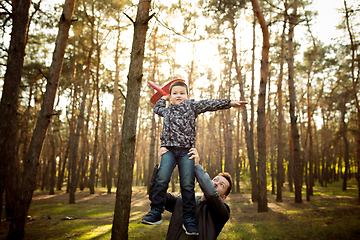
[48,122,57,195]
[89,27,102,194]
[232,9,257,202]
[343,0,360,202]
[69,0,95,204]
[249,12,258,202]
[146,26,158,191]
[111,0,154,238]
[304,12,317,200]
[108,19,123,194]
[276,0,288,203]
[340,95,350,191]
[250,0,270,212]
[287,0,303,203]
[7,0,76,238]
[0,0,31,221]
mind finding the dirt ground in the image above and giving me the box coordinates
[1,185,360,239]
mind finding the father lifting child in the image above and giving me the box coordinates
[141,80,247,236]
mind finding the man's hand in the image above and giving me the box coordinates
[230,101,248,108]
[188,148,200,165]
[159,147,169,157]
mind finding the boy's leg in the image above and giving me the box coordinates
[141,150,176,225]
[177,149,198,235]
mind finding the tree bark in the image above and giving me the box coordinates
[7,0,76,238]
[304,12,317,200]
[79,88,94,191]
[250,0,270,212]
[276,1,288,202]
[287,0,303,204]
[89,33,102,194]
[341,96,350,191]
[57,142,70,190]
[69,4,95,203]
[111,0,153,238]
[0,0,31,221]
[232,11,257,202]
[224,51,233,177]
[147,27,158,191]
[267,74,275,195]
[343,0,360,203]
[108,22,122,194]
[49,123,56,195]
[101,112,108,188]
[235,107,241,193]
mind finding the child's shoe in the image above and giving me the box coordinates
[182,217,199,235]
[141,209,162,225]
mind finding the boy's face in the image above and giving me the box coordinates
[170,85,189,105]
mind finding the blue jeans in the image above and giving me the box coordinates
[151,146,195,219]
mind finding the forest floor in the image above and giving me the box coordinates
[1,179,360,240]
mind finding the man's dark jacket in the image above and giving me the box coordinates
[149,164,230,240]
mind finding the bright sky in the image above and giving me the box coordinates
[309,0,345,43]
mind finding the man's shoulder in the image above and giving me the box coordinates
[223,201,230,213]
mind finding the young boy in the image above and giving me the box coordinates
[141,80,247,236]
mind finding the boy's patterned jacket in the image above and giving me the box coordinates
[154,98,231,148]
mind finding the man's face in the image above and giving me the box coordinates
[212,175,230,200]
[169,86,189,105]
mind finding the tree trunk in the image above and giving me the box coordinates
[341,96,350,191]
[267,74,275,195]
[108,22,122,194]
[16,83,34,174]
[111,0,153,238]
[305,13,317,199]
[287,0,302,204]
[101,112,108,188]
[79,88,94,190]
[56,121,64,190]
[320,107,328,187]
[41,149,50,191]
[232,11,257,202]
[49,123,57,195]
[147,26,158,190]
[89,34,102,194]
[235,107,241,193]
[276,1,288,202]
[57,142,70,190]
[0,0,31,221]
[250,0,270,213]
[224,53,233,176]
[69,7,95,203]
[288,124,294,192]
[7,0,76,238]
[343,0,360,203]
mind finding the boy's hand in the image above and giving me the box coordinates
[159,147,169,157]
[188,148,200,165]
[162,95,170,101]
[230,101,248,108]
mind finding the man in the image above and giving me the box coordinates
[147,148,232,240]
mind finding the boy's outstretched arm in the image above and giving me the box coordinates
[230,101,248,108]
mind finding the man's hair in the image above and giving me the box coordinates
[218,172,233,196]
[169,80,188,95]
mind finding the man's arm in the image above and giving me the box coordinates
[194,165,230,220]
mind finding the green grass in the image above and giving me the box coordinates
[0,181,359,239]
